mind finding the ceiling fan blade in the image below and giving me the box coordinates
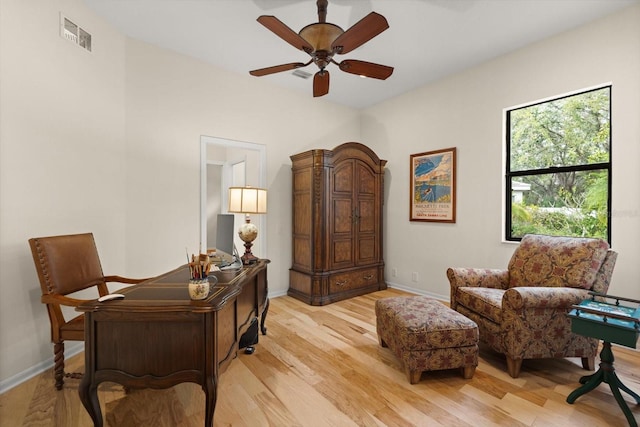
[338,60,394,80]
[257,16,314,52]
[331,12,389,55]
[313,71,330,97]
[249,62,309,77]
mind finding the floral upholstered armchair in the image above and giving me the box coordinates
[447,234,617,378]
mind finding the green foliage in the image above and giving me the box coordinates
[511,203,607,239]
[509,88,610,239]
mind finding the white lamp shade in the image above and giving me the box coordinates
[228,187,267,214]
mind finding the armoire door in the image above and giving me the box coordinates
[329,158,379,270]
[354,159,379,266]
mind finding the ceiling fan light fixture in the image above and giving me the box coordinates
[299,23,343,51]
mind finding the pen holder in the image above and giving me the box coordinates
[188,279,210,300]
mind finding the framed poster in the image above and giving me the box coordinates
[410,147,456,222]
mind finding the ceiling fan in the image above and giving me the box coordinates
[249,0,394,98]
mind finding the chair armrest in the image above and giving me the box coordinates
[104,275,152,284]
[503,287,590,311]
[447,268,509,310]
[41,293,91,307]
[447,268,509,289]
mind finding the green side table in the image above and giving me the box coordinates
[567,292,640,427]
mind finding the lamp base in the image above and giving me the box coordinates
[241,249,259,265]
[238,220,259,265]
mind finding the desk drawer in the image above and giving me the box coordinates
[329,268,378,294]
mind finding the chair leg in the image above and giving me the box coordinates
[506,356,523,378]
[581,356,595,371]
[53,341,65,390]
[405,367,422,384]
[462,365,476,379]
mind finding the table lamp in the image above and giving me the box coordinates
[228,186,267,265]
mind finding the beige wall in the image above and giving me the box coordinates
[121,38,361,285]
[0,0,128,387]
[0,0,361,388]
[2,0,639,390]
[362,4,640,300]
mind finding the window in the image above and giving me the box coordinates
[505,86,611,242]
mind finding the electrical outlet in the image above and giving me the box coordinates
[391,268,397,277]
[412,272,418,282]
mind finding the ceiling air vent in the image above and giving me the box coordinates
[60,13,91,52]
[292,69,312,80]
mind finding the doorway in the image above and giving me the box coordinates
[200,136,267,259]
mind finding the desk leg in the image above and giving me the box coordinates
[567,342,639,427]
[260,298,269,335]
[203,374,217,427]
[79,376,102,427]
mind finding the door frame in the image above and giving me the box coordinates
[200,135,267,258]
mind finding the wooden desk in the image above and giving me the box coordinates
[77,259,269,427]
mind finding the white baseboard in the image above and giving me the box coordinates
[0,342,84,394]
[386,281,450,302]
[268,289,288,298]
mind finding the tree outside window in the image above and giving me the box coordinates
[505,86,611,242]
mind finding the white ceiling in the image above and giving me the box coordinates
[83,0,638,109]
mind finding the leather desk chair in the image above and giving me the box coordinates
[28,233,148,390]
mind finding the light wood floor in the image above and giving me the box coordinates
[1,288,639,426]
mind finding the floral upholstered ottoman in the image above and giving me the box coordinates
[375,296,479,384]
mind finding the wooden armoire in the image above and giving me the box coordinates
[288,142,387,305]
